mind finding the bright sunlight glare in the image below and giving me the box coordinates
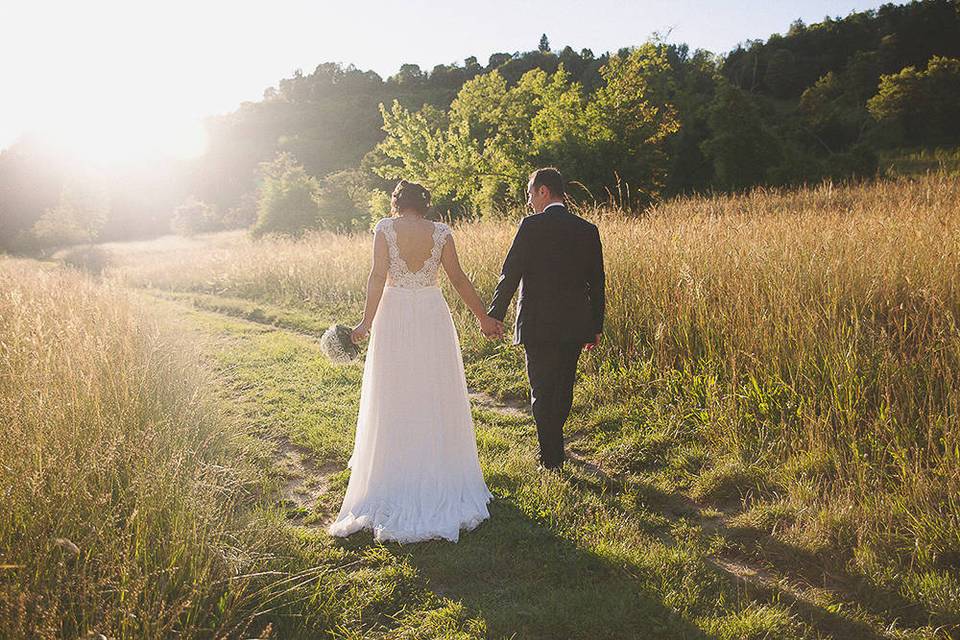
[34,103,209,167]
[4,0,888,165]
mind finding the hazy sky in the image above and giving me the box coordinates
[1,0,888,158]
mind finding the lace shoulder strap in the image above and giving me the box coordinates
[434,222,452,250]
[373,217,392,236]
[374,217,400,258]
[427,222,453,262]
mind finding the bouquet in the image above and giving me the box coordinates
[319,324,360,363]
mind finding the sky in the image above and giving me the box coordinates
[0,0,889,160]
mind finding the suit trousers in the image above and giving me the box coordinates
[523,341,583,468]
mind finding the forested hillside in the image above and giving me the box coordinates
[1,0,958,250]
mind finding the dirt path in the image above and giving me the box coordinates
[136,287,945,639]
[275,437,341,528]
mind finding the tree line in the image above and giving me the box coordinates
[1,0,958,250]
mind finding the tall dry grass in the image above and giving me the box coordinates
[113,173,960,603]
[0,259,324,638]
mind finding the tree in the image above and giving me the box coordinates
[391,63,425,85]
[375,100,453,200]
[701,81,781,190]
[867,64,922,145]
[374,68,579,213]
[31,178,108,248]
[764,48,800,98]
[583,45,681,205]
[372,47,681,213]
[800,71,866,151]
[250,152,322,238]
[170,196,219,236]
[920,56,960,145]
[487,53,512,69]
[316,169,376,232]
[868,56,960,147]
[539,34,551,53]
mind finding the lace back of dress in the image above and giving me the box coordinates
[379,218,451,289]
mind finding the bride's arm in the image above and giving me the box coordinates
[440,234,503,338]
[351,229,389,343]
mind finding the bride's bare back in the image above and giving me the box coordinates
[352,203,503,343]
[390,216,438,273]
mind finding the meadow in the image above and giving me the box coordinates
[3,171,960,638]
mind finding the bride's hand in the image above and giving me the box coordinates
[351,321,370,344]
[478,314,504,339]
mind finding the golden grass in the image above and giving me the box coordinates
[0,259,315,638]
[111,172,960,606]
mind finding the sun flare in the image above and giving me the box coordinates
[41,110,209,166]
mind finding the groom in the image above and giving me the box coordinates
[487,167,605,471]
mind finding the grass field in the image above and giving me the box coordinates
[3,171,959,638]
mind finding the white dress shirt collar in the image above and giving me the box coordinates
[542,202,565,213]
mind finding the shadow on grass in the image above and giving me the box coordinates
[579,457,958,637]
[558,456,947,639]
[755,537,960,633]
[333,499,711,640]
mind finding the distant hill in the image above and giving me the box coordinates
[723,0,960,97]
[1,0,958,251]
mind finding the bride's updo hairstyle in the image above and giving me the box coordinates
[391,180,431,216]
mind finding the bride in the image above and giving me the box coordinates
[326,180,501,543]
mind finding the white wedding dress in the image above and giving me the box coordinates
[327,217,493,543]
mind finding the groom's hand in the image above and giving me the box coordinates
[583,333,601,351]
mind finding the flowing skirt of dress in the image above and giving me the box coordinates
[327,285,493,543]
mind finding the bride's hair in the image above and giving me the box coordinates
[391,180,431,215]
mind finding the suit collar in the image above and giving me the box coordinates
[541,202,565,213]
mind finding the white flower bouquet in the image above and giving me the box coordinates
[319,324,360,363]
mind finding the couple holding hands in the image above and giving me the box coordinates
[328,167,605,544]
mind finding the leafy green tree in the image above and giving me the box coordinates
[375,70,536,212]
[583,45,681,205]
[800,71,867,151]
[764,49,800,98]
[539,34,551,53]
[373,47,681,213]
[844,50,882,103]
[250,152,322,238]
[316,169,375,232]
[920,56,960,145]
[658,44,721,195]
[374,69,553,212]
[449,68,552,207]
[367,190,392,228]
[31,178,108,248]
[487,52,512,69]
[529,66,591,172]
[868,56,960,147]
[170,196,219,236]
[391,63,426,85]
[701,81,781,190]
[867,64,923,145]
[375,101,454,200]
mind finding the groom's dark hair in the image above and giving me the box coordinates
[529,167,565,198]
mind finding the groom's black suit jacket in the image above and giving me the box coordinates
[488,204,605,345]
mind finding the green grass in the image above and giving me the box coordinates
[879,146,960,176]
[11,171,960,637]
[5,256,953,637]
[144,293,712,638]
[126,287,954,639]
